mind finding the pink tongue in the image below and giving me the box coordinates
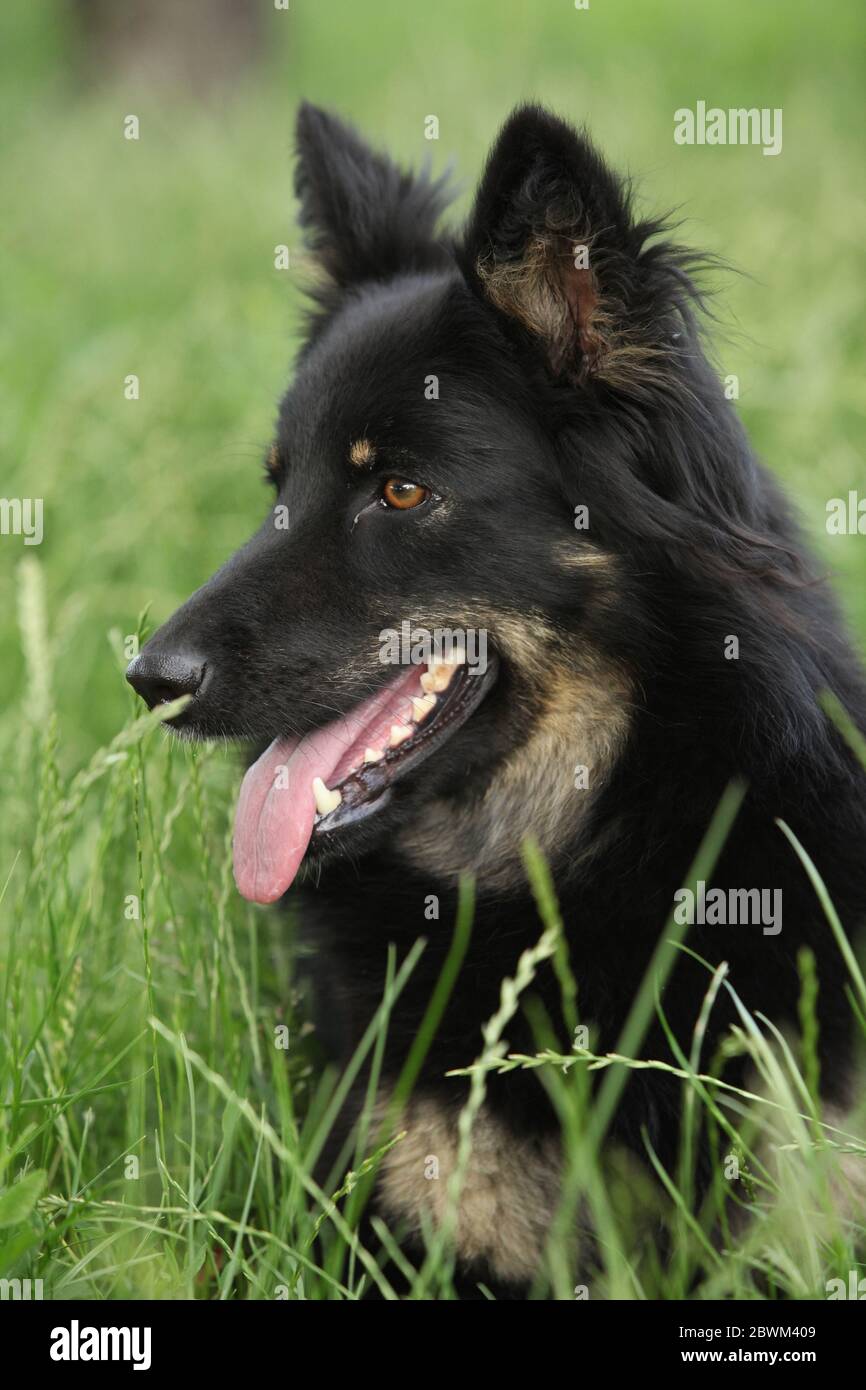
[233,669,422,903]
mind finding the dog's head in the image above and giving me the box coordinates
[128,103,750,900]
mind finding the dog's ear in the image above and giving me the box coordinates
[461,104,675,388]
[294,103,452,289]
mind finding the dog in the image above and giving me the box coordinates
[127,103,866,1297]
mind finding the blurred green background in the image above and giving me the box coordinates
[2,0,865,760]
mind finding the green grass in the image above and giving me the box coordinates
[1,0,865,1299]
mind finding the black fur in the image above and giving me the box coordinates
[128,104,866,1296]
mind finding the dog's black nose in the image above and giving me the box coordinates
[125,651,206,710]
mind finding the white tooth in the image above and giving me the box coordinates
[412,694,436,722]
[426,659,460,693]
[363,746,384,763]
[389,723,412,747]
[312,777,342,816]
[420,672,437,694]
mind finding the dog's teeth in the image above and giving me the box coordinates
[420,672,437,694]
[389,723,412,748]
[363,746,384,763]
[425,659,460,693]
[411,694,436,722]
[312,777,342,816]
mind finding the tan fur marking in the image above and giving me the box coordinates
[396,605,631,890]
[376,1094,562,1284]
[479,237,579,356]
[477,224,667,391]
[818,1102,866,1220]
[265,443,280,479]
[554,541,616,573]
[349,438,376,469]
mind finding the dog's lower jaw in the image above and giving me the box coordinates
[396,663,632,891]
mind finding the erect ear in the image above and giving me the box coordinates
[461,105,675,389]
[294,103,453,289]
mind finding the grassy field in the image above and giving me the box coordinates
[1,0,865,1299]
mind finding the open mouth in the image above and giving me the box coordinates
[232,652,498,903]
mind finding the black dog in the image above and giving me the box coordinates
[128,103,866,1296]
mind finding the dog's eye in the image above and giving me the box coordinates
[381,478,430,511]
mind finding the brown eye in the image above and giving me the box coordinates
[381,478,430,510]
